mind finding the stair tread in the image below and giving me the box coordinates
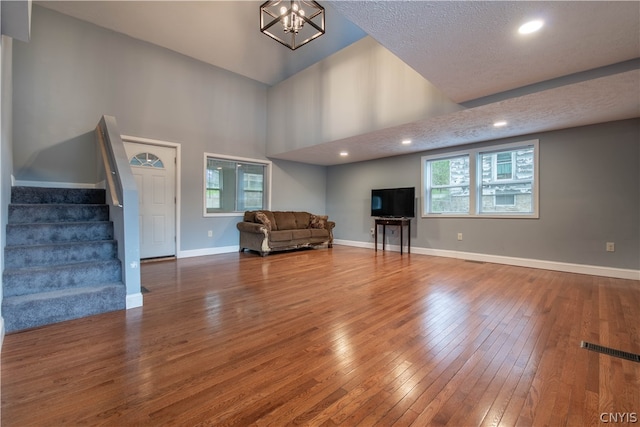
[8,204,109,224]
[3,282,125,302]
[7,220,113,228]
[6,221,114,247]
[10,202,106,205]
[5,239,117,249]
[11,187,106,205]
[3,259,120,274]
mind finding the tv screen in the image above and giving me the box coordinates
[371,187,415,218]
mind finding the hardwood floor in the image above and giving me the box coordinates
[2,246,639,426]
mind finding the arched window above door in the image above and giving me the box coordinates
[130,153,164,168]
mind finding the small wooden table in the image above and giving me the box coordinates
[374,218,411,254]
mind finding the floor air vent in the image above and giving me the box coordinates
[580,341,640,363]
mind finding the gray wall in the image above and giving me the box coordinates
[1,0,31,42]
[12,6,326,251]
[271,159,327,214]
[327,119,640,270]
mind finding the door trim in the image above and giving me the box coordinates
[122,135,181,259]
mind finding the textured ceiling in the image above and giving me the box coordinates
[38,1,640,165]
[331,1,640,103]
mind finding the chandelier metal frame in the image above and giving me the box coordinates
[260,0,325,50]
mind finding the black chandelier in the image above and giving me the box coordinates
[260,0,325,50]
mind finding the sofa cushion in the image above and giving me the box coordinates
[273,211,298,230]
[293,212,311,229]
[309,214,328,229]
[309,228,329,238]
[270,230,293,242]
[291,229,312,239]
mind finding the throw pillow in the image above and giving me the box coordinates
[255,211,272,231]
[309,214,328,229]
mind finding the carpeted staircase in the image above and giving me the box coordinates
[2,186,126,332]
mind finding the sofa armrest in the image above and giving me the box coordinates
[325,220,335,247]
[237,221,271,255]
[237,221,268,234]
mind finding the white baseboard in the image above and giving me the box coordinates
[178,245,240,259]
[14,180,98,189]
[335,239,374,250]
[333,239,640,280]
[126,293,143,309]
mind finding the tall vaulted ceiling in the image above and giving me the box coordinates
[38,1,640,165]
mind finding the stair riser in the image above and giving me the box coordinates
[2,284,126,332]
[6,222,114,246]
[8,205,109,224]
[11,187,106,205]
[3,261,122,297]
[5,241,118,269]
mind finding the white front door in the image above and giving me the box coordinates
[124,142,177,259]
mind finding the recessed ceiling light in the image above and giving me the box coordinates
[518,19,544,35]
[402,139,412,145]
[339,151,349,157]
[494,120,508,127]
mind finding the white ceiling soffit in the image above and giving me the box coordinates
[328,1,640,104]
[36,0,367,86]
[270,69,640,166]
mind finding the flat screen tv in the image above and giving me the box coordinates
[371,187,415,218]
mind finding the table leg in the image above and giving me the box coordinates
[382,224,386,251]
[375,223,378,251]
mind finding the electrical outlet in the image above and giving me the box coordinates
[457,233,463,241]
[606,242,615,252]
[370,228,375,236]
[208,230,213,237]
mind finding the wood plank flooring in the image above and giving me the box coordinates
[2,246,639,426]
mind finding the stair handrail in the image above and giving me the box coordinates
[96,122,122,207]
[95,115,142,309]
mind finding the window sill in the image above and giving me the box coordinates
[204,212,245,218]
[422,213,539,219]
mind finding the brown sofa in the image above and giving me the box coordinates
[237,211,335,256]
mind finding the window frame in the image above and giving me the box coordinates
[423,153,471,216]
[421,139,539,219]
[203,153,272,217]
